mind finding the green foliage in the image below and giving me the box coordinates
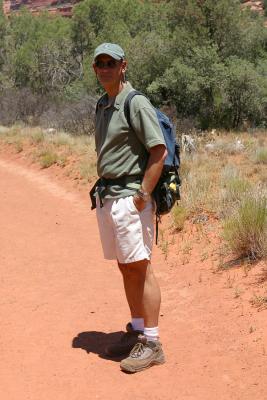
[71,0,99,60]
[149,1,267,129]
[128,31,173,93]
[221,58,267,128]
[0,0,7,69]
[0,0,266,129]
[148,45,226,128]
[198,0,253,59]
[3,9,79,94]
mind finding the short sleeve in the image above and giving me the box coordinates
[130,96,166,151]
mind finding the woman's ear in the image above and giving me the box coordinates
[121,60,127,82]
[121,59,127,73]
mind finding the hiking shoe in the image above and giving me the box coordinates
[120,337,165,373]
[105,323,143,357]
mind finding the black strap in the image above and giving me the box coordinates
[89,175,143,210]
[89,178,101,210]
[124,90,145,128]
[101,175,143,186]
[155,214,162,245]
[124,91,165,245]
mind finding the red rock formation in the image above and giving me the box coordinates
[2,0,266,19]
[241,0,264,15]
[3,0,81,17]
[241,1,267,27]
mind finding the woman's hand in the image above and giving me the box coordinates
[133,194,147,212]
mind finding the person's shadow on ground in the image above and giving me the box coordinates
[72,331,125,362]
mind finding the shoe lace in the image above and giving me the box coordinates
[129,342,145,358]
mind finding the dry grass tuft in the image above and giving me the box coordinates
[253,147,267,165]
[250,294,267,310]
[171,204,188,231]
[79,158,97,181]
[220,165,251,213]
[38,149,59,169]
[223,193,267,260]
[179,153,221,213]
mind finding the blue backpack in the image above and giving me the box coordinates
[124,91,181,222]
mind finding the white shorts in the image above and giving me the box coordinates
[96,196,154,264]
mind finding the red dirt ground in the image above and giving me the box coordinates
[0,149,266,400]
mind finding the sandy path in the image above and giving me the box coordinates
[0,157,266,400]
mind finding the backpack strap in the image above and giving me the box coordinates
[96,90,145,124]
[124,90,144,128]
[95,98,101,114]
[124,90,163,245]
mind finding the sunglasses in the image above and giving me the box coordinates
[94,59,122,69]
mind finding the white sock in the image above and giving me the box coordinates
[131,318,144,332]
[144,326,159,342]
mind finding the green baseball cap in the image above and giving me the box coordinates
[94,43,125,61]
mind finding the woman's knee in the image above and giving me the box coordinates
[118,259,148,277]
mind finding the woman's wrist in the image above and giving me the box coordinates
[136,187,151,202]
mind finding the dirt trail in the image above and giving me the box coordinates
[0,156,266,400]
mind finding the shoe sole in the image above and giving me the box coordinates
[120,355,166,373]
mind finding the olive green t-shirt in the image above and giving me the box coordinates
[95,82,165,198]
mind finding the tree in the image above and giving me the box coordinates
[222,58,267,128]
[0,0,266,129]
[5,9,79,94]
[148,45,226,129]
[71,0,106,61]
[0,0,7,69]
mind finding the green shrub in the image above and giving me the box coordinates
[223,195,267,259]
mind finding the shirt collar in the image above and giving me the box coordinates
[97,93,109,109]
[113,82,133,110]
[97,82,134,111]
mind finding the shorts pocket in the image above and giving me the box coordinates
[128,196,154,214]
[128,196,139,213]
